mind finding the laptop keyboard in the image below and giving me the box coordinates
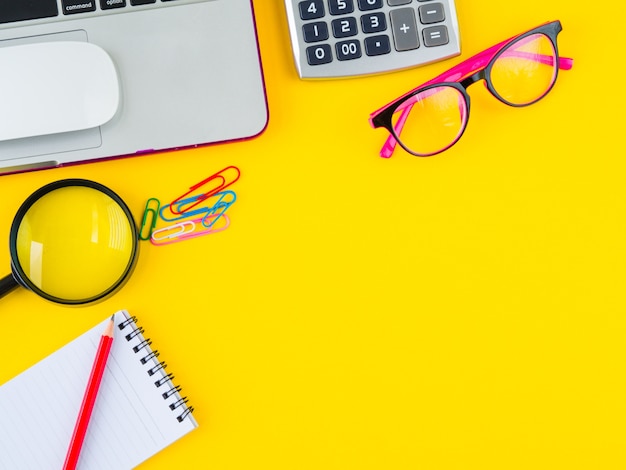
[1,1,57,24]
[0,0,209,25]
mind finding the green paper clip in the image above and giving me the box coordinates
[139,198,160,241]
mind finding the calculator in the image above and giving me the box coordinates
[284,0,461,79]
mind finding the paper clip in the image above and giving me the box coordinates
[199,190,236,227]
[201,200,233,228]
[150,220,195,242]
[139,198,160,241]
[202,191,236,228]
[150,214,230,246]
[160,190,237,223]
[169,166,240,215]
[160,195,211,222]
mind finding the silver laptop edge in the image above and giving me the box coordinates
[0,0,268,175]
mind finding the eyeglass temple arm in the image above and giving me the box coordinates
[372,38,573,158]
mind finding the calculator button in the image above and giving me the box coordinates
[390,7,419,51]
[299,0,325,20]
[336,39,362,61]
[423,25,449,46]
[329,0,355,15]
[332,17,358,38]
[303,22,329,42]
[361,12,387,33]
[306,44,333,65]
[364,35,391,56]
[418,3,445,24]
[387,0,411,5]
[357,0,383,11]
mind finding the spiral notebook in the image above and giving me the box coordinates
[0,310,198,469]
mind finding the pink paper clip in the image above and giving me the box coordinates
[169,166,240,215]
[150,214,230,246]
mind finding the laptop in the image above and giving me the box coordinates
[0,0,268,176]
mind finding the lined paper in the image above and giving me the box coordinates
[0,310,197,470]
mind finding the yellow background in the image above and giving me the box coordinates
[1,1,625,468]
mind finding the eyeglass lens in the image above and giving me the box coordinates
[390,32,558,156]
[391,85,468,156]
[490,33,558,106]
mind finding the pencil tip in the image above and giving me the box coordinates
[103,315,115,338]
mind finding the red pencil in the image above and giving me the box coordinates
[63,315,115,470]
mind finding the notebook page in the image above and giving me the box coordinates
[0,310,197,470]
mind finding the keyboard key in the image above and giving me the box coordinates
[62,0,96,15]
[418,3,445,24]
[423,25,449,46]
[357,0,383,11]
[101,0,126,10]
[336,40,361,61]
[332,17,358,38]
[0,0,58,24]
[364,35,391,56]
[390,7,419,51]
[361,12,386,34]
[299,0,325,20]
[130,0,156,4]
[303,22,329,43]
[306,44,333,65]
[328,0,354,15]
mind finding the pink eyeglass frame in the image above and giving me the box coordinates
[369,20,574,158]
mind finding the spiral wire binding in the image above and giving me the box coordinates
[133,339,152,353]
[148,361,167,376]
[141,350,160,364]
[125,326,144,341]
[118,316,194,423]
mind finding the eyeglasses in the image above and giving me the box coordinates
[369,21,573,158]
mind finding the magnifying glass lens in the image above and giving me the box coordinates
[14,185,136,303]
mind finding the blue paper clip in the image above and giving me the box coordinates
[160,194,211,222]
[139,198,160,241]
[160,190,237,223]
[200,191,237,228]
[201,202,233,228]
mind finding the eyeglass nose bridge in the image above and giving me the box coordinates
[459,69,485,89]
[460,69,515,108]
[460,69,495,98]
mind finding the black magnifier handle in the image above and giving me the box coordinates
[0,274,19,299]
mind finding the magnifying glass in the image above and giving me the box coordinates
[0,179,138,305]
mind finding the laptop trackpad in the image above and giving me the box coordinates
[0,30,105,160]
